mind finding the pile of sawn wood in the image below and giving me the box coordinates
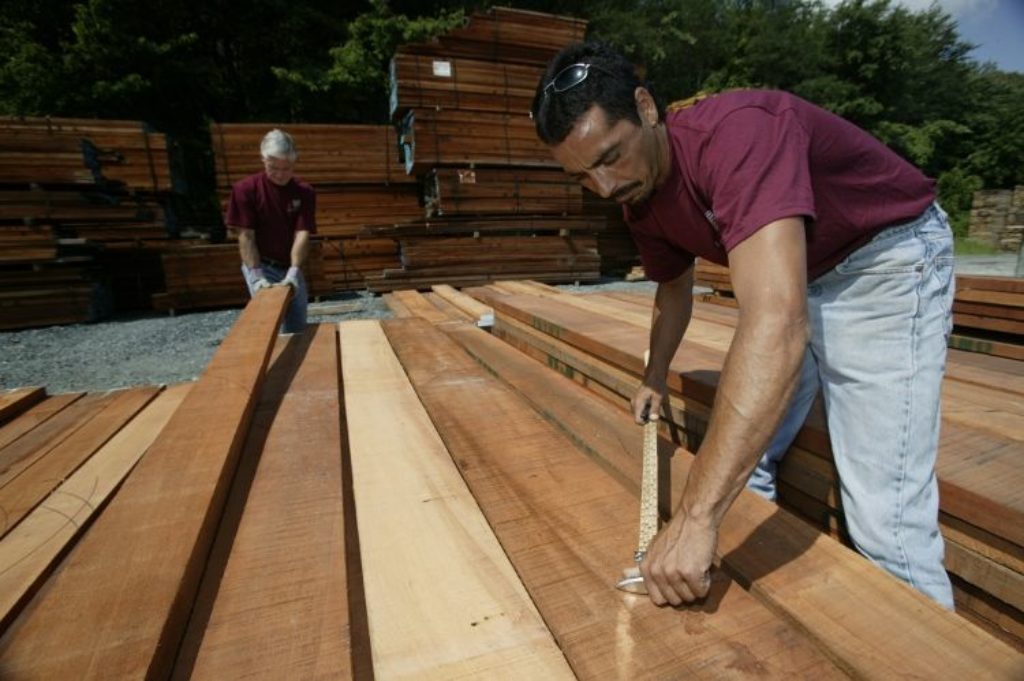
[0,282,1020,679]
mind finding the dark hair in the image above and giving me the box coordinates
[531,42,661,145]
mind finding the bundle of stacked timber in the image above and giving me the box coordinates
[208,123,412,190]
[397,107,555,175]
[0,117,177,327]
[693,258,734,302]
[396,6,587,67]
[424,167,582,217]
[382,7,639,288]
[1,291,1020,677]
[389,53,539,117]
[150,241,329,314]
[461,280,1024,650]
[951,275,1024,361]
[0,116,172,192]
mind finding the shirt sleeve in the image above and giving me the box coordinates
[701,107,816,252]
[225,181,257,230]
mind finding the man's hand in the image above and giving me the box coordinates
[632,379,667,424]
[639,507,717,606]
[247,267,273,292]
[278,266,301,289]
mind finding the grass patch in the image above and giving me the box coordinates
[954,238,1002,256]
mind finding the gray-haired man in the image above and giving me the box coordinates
[226,128,317,333]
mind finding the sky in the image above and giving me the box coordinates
[824,0,1024,74]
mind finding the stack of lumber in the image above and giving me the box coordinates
[0,116,172,192]
[150,241,328,313]
[951,275,1024,361]
[389,53,539,117]
[209,123,412,190]
[382,7,638,289]
[397,108,555,175]
[396,6,587,67]
[460,280,1024,650]
[1,289,1021,678]
[696,261,1024,360]
[368,235,600,292]
[425,168,583,217]
[0,116,177,328]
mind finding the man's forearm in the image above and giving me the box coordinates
[682,313,807,526]
[235,228,260,269]
[646,268,693,385]
[290,231,310,268]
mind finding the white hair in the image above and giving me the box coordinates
[260,129,298,162]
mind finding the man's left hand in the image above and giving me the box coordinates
[639,507,717,606]
[278,266,301,289]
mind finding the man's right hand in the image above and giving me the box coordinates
[632,380,667,424]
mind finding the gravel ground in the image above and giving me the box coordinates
[0,281,654,394]
[0,254,1013,394]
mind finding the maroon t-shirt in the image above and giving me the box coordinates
[625,90,935,282]
[226,172,317,263]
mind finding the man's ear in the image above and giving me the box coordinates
[634,87,659,127]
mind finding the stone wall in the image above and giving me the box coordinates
[969,186,1024,252]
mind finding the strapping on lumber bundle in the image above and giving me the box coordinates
[398,107,556,175]
[209,122,413,190]
[0,116,172,192]
[425,167,583,217]
[397,6,586,67]
[389,53,542,119]
[463,281,1024,651]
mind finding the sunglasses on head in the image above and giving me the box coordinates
[544,62,596,96]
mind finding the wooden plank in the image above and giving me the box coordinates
[181,324,352,679]
[338,319,574,680]
[0,388,45,426]
[0,286,291,679]
[0,384,190,629]
[431,284,494,326]
[0,386,161,538]
[382,318,850,679]
[0,393,84,451]
[431,319,1024,679]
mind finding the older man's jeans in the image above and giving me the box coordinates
[241,263,308,334]
[748,203,955,609]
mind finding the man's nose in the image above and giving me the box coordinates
[590,169,615,199]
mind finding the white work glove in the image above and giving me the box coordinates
[248,267,273,292]
[279,266,301,289]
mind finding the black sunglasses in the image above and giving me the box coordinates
[544,62,595,96]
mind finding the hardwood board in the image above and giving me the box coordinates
[0,393,84,451]
[0,287,290,679]
[0,388,45,426]
[0,384,189,629]
[338,320,574,679]
[384,318,847,680]
[0,386,161,539]
[432,320,1024,678]
[183,324,352,679]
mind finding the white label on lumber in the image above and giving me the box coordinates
[432,60,452,78]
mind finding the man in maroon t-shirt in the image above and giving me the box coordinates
[226,128,317,333]
[532,42,955,609]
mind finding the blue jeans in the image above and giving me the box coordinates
[241,262,308,334]
[748,203,955,609]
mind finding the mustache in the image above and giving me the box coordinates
[612,182,642,202]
